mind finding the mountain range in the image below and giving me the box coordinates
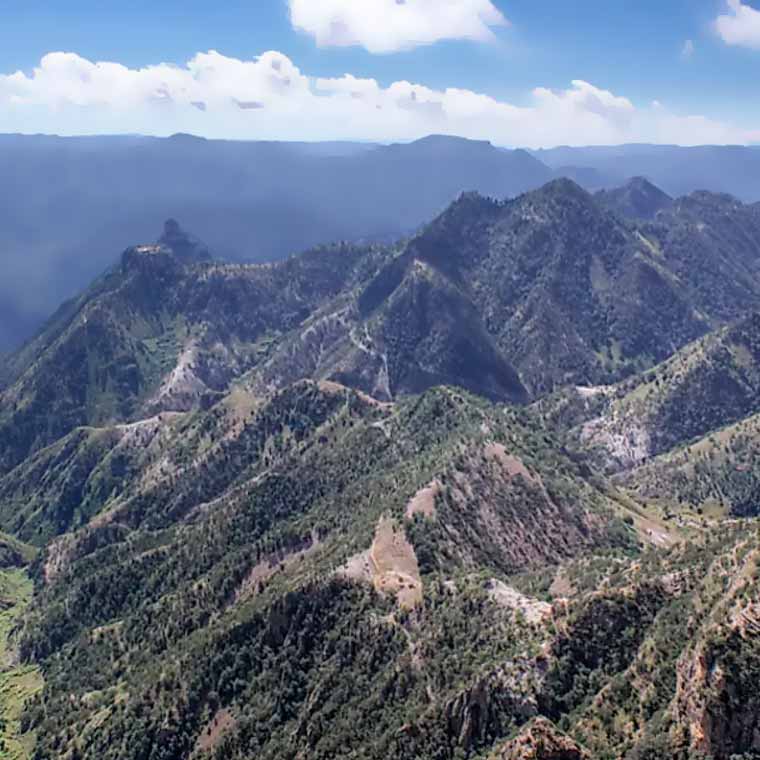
[4,133,760,355]
[1,174,760,759]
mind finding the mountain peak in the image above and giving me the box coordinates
[409,134,493,151]
[535,176,590,198]
[157,219,212,263]
[519,177,597,214]
[162,218,182,238]
[596,176,673,220]
[626,175,666,193]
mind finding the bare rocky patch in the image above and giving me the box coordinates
[150,342,209,413]
[340,516,422,609]
[236,531,322,603]
[581,415,652,470]
[483,442,536,484]
[192,709,237,757]
[405,481,441,520]
[486,579,553,625]
[489,717,591,759]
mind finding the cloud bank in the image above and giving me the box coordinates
[288,0,508,53]
[1,50,758,147]
[715,0,760,50]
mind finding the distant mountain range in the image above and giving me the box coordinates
[3,133,760,353]
[533,143,760,200]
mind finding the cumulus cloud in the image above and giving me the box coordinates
[288,0,508,53]
[1,50,309,110]
[715,0,760,49]
[681,39,695,59]
[1,50,758,147]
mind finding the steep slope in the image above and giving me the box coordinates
[3,176,760,760]
[0,415,185,543]
[250,179,756,400]
[622,410,760,518]
[394,180,760,394]
[535,524,760,760]
[13,381,639,760]
[249,216,529,404]
[642,191,760,323]
[7,179,760,482]
[0,231,387,475]
[12,375,760,760]
[581,313,760,471]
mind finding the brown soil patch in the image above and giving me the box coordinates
[484,443,536,484]
[193,709,236,756]
[340,516,422,609]
[236,532,321,603]
[369,517,422,608]
[549,568,575,599]
[405,481,441,519]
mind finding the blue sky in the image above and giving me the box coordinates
[1,0,759,146]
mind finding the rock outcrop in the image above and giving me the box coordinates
[490,718,590,760]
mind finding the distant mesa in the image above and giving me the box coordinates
[407,133,494,150]
[167,132,207,141]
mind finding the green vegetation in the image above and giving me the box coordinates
[0,569,43,759]
[2,181,760,758]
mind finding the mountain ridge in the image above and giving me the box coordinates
[2,174,760,759]
[6,133,760,354]
[6,177,760,479]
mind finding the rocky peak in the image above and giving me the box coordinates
[157,218,212,263]
[120,242,179,276]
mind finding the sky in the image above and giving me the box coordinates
[1,0,759,147]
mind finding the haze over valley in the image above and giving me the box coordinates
[3,134,760,353]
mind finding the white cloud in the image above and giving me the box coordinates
[681,39,695,59]
[288,0,508,53]
[1,50,758,147]
[1,50,309,111]
[715,0,760,49]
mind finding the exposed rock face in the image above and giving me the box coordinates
[672,633,760,760]
[158,218,213,263]
[398,656,546,758]
[486,579,553,625]
[444,679,495,749]
[120,243,183,278]
[491,718,590,760]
